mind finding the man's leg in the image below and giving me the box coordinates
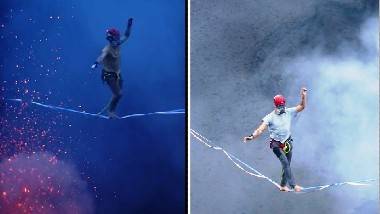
[273,147,296,189]
[106,76,122,113]
[280,143,293,186]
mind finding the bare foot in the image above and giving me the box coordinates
[279,186,290,192]
[107,111,120,119]
[97,111,105,115]
[97,106,108,115]
[294,185,303,192]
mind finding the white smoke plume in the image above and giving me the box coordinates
[283,16,378,212]
[0,152,95,214]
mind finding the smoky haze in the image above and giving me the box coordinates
[0,152,94,213]
[191,0,378,214]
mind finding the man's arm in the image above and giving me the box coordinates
[243,122,268,143]
[119,18,133,45]
[295,87,307,112]
[91,48,108,69]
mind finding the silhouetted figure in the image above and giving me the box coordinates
[92,18,133,118]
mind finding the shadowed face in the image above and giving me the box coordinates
[275,104,286,115]
[106,29,120,46]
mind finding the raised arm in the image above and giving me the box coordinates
[295,87,307,112]
[243,121,268,143]
[119,18,133,45]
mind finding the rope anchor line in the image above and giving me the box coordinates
[8,99,185,119]
[190,129,376,193]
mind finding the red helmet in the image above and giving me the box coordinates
[106,28,120,41]
[273,95,286,107]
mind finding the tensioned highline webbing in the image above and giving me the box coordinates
[190,129,375,193]
[8,99,184,119]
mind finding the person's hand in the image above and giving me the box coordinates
[300,87,307,97]
[243,136,253,143]
[128,18,133,27]
[125,18,133,38]
[91,62,98,69]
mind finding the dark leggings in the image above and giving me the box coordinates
[272,140,295,188]
[103,72,123,112]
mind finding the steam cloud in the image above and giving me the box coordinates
[284,16,378,212]
[190,0,378,212]
[0,152,94,214]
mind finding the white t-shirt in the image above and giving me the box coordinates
[262,107,298,143]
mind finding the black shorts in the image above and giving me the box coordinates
[101,70,123,88]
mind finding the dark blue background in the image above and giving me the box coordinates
[0,0,185,213]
